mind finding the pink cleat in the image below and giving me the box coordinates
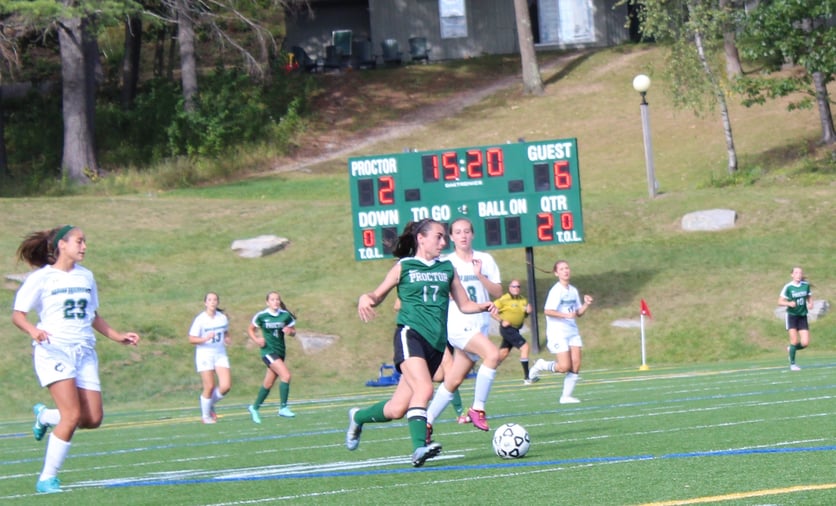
[467,407,489,431]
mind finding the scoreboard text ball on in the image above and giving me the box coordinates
[349,138,584,261]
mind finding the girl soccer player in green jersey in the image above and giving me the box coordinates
[247,291,297,422]
[346,219,496,467]
[12,225,140,494]
[779,266,813,371]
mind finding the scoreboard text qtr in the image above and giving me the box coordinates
[348,138,583,261]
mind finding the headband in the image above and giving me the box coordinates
[52,225,75,249]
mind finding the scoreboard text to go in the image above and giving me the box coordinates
[348,138,584,261]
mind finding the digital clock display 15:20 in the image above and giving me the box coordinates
[348,138,583,261]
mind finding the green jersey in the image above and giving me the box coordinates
[251,308,296,357]
[780,281,811,317]
[396,257,454,352]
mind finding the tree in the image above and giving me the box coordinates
[629,0,739,174]
[736,0,836,145]
[513,0,543,95]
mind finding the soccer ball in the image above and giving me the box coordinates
[492,423,530,459]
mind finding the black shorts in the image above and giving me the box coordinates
[499,325,527,350]
[785,314,809,331]
[262,353,286,366]
[392,325,444,376]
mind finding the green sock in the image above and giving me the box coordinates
[355,400,389,424]
[788,344,797,364]
[408,412,428,450]
[279,381,290,407]
[254,386,270,409]
[451,388,463,416]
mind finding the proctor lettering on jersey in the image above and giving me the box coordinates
[350,158,398,177]
[50,287,93,296]
[527,141,573,161]
[407,270,450,283]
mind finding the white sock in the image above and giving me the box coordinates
[562,372,579,398]
[200,395,212,418]
[472,365,496,411]
[39,433,71,481]
[547,361,556,373]
[40,408,61,426]
[211,387,224,404]
[426,384,454,425]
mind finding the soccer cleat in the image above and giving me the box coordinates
[278,406,296,418]
[528,358,548,383]
[209,407,218,421]
[456,414,471,424]
[560,396,581,404]
[248,405,262,424]
[345,407,362,451]
[35,477,61,494]
[467,407,489,431]
[425,423,434,446]
[523,379,533,385]
[32,403,48,441]
[790,364,801,371]
[411,441,442,467]
[202,416,216,424]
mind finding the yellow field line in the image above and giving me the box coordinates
[638,483,836,506]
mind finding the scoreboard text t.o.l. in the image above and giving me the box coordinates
[348,138,583,261]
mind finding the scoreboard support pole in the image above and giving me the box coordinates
[525,247,541,354]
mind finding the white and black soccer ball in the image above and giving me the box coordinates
[492,422,530,459]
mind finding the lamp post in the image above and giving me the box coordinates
[632,74,658,199]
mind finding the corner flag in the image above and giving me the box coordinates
[640,299,652,318]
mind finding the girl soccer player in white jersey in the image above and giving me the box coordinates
[188,292,231,423]
[529,259,593,403]
[12,225,140,494]
[426,218,503,432]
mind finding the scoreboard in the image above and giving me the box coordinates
[348,138,583,261]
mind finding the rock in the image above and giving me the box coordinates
[774,300,830,322]
[681,209,737,231]
[230,235,289,258]
[294,332,338,353]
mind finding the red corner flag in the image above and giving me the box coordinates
[640,299,652,318]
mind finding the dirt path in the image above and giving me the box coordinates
[268,52,589,173]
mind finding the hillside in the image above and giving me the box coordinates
[0,45,833,419]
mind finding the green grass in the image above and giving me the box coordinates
[0,42,833,482]
[1,356,834,504]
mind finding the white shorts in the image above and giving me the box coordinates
[447,322,491,362]
[546,333,583,354]
[195,348,230,372]
[33,342,101,391]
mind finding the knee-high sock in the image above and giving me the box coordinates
[562,372,579,398]
[211,387,224,404]
[39,408,61,427]
[427,383,454,425]
[39,433,71,481]
[200,395,212,418]
[521,359,530,380]
[451,388,463,416]
[279,381,290,407]
[472,365,496,411]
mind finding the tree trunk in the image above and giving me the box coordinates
[58,16,98,183]
[0,86,8,178]
[694,29,737,174]
[176,0,198,112]
[513,0,543,95]
[121,16,142,109]
[719,0,742,78]
[812,71,836,144]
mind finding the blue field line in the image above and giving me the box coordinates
[101,445,836,489]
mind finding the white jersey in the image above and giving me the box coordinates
[13,264,99,347]
[544,282,582,339]
[189,311,230,352]
[442,250,501,332]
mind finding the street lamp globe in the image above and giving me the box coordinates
[632,74,651,93]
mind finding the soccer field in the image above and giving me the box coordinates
[2,355,834,505]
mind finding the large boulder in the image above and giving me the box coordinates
[681,209,737,232]
[230,235,289,258]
